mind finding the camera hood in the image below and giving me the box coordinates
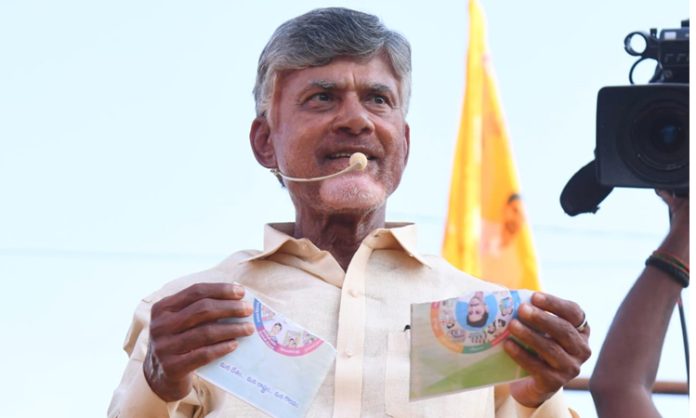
[560,160,614,216]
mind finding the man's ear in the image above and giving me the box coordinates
[249,116,276,168]
[403,123,411,166]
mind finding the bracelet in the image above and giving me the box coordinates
[646,253,690,288]
[652,250,689,273]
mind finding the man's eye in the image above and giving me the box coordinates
[369,95,390,106]
[310,92,331,102]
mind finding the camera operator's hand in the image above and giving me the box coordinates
[143,283,255,402]
[656,189,689,261]
[504,292,591,408]
[589,190,688,417]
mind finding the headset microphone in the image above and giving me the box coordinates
[270,152,368,183]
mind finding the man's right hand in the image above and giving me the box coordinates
[143,282,255,401]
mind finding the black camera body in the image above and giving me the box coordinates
[596,83,688,190]
[595,21,689,192]
[561,20,689,216]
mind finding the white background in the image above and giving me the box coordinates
[0,1,690,416]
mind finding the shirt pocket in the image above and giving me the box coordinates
[384,332,494,418]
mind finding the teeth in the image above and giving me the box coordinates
[328,152,376,160]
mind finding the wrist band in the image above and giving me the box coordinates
[646,254,690,288]
[652,250,689,273]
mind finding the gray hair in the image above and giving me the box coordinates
[253,7,412,118]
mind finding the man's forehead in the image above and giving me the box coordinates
[278,56,400,92]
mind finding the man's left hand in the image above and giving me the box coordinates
[504,292,591,407]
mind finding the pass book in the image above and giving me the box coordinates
[410,289,533,400]
[196,290,336,418]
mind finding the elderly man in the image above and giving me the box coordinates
[109,7,590,417]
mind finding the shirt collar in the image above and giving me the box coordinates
[243,222,431,269]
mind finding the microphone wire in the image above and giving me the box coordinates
[270,152,368,183]
[677,295,689,393]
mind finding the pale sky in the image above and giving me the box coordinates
[0,1,690,417]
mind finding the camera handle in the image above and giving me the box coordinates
[624,30,661,85]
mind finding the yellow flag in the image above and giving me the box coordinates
[442,0,540,290]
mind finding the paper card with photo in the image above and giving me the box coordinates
[410,289,534,400]
[196,290,336,418]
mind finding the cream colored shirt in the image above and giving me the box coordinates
[108,223,576,418]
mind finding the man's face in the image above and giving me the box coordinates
[468,298,486,322]
[255,55,410,216]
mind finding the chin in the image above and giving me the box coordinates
[318,181,387,212]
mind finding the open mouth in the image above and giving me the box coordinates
[327,152,376,161]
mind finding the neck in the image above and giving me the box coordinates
[294,207,386,270]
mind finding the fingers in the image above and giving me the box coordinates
[149,282,255,360]
[529,292,585,333]
[156,321,255,354]
[655,189,687,205]
[504,292,592,406]
[655,189,689,221]
[515,294,591,359]
[157,339,241,381]
[144,338,242,401]
[155,282,246,313]
[504,338,570,389]
[148,322,252,383]
[144,282,255,401]
[507,318,580,373]
[151,283,254,337]
[163,297,253,333]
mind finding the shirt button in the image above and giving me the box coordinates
[345,349,354,358]
[349,288,359,297]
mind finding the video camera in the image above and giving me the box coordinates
[561,20,689,216]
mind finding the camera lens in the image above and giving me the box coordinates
[652,118,685,153]
[654,122,682,151]
[598,84,688,190]
[634,102,688,170]
[622,99,689,184]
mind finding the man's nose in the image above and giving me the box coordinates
[332,95,374,136]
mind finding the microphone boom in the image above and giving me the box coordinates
[271,152,368,183]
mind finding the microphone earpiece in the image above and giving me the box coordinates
[270,152,368,183]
